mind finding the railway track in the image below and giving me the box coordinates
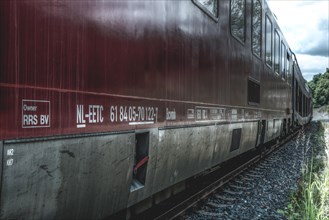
[182,126,312,220]
[133,128,303,220]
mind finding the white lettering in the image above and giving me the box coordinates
[88,105,94,123]
[40,115,49,125]
[6,159,14,166]
[77,105,86,125]
[196,109,202,120]
[202,109,208,120]
[88,105,103,123]
[77,104,103,128]
[23,115,38,126]
[99,106,104,122]
[23,104,37,111]
[187,109,195,119]
[166,108,177,121]
[110,105,158,125]
[22,100,51,128]
[7,149,14,156]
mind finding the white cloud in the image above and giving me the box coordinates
[267,0,329,80]
[295,54,328,81]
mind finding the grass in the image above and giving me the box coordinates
[279,122,329,220]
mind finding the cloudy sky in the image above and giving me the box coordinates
[267,0,329,81]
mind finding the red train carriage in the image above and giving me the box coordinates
[0,0,312,219]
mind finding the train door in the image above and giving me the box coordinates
[256,120,266,148]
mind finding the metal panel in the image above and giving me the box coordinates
[151,122,258,196]
[0,0,294,141]
[152,126,217,194]
[0,133,134,220]
[211,125,232,166]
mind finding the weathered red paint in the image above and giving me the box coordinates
[0,0,296,140]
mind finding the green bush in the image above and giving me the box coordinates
[308,68,329,108]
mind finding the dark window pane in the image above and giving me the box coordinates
[287,53,291,84]
[265,16,272,67]
[252,0,262,57]
[231,0,246,42]
[281,42,286,79]
[274,31,280,74]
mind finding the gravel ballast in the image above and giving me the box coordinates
[181,122,322,220]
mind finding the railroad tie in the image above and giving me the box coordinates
[207,201,233,209]
[214,194,237,202]
[244,172,262,178]
[229,184,252,191]
[223,189,242,195]
[195,210,225,217]
[239,176,253,181]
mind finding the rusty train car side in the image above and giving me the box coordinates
[0,0,312,219]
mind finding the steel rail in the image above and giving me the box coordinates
[152,129,300,220]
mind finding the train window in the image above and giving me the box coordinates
[290,59,294,84]
[295,81,299,114]
[248,78,260,105]
[299,89,303,115]
[286,53,291,84]
[252,0,262,57]
[193,0,219,19]
[265,16,272,67]
[281,42,286,79]
[305,83,310,93]
[302,94,306,117]
[231,0,246,43]
[274,30,280,75]
[304,96,307,117]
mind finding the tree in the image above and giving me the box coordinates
[308,68,329,108]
